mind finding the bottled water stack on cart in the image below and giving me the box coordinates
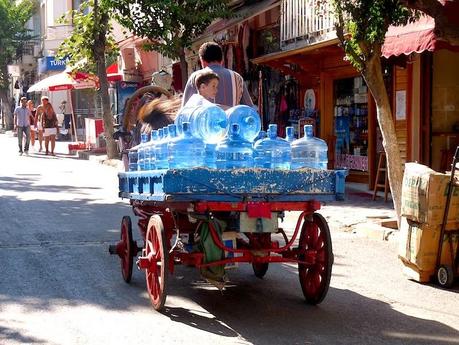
[291,125,328,170]
[253,124,291,169]
[216,123,254,169]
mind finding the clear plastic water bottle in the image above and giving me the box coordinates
[175,104,227,143]
[155,127,170,170]
[204,143,217,169]
[137,133,149,171]
[285,126,295,143]
[128,147,138,171]
[291,125,328,170]
[216,123,254,169]
[253,130,267,145]
[145,130,159,170]
[253,124,291,170]
[225,105,261,142]
[168,122,205,169]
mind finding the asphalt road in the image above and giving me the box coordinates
[0,132,458,345]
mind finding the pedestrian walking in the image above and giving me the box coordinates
[36,96,58,156]
[181,42,254,110]
[59,100,71,134]
[13,97,32,155]
[27,100,37,149]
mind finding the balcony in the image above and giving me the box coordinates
[45,25,74,41]
[280,0,336,50]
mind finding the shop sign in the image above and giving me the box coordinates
[38,56,69,73]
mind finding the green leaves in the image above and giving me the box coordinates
[57,0,118,73]
[332,0,415,71]
[0,0,36,90]
[109,0,232,60]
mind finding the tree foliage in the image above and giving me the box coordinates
[333,1,415,72]
[111,0,231,60]
[57,0,118,73]
[0,0,36,90]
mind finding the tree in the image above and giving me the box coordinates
[331,1,416,224]
[0,0,36,128]
[110,0,232,90]
[58,0,119,159]
[400,0,459,46]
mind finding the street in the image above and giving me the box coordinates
[0,132,458,345]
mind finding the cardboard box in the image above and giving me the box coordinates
[398,217,459,281]
[401,163,459,225]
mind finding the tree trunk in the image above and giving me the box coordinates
[179,49,188,92]
[362,52,404,225]
[93,2,117,159]
[0,90,13,130]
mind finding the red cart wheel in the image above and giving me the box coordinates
[120,216,134,283]
[144,215,169,311]
[298,213,333,305]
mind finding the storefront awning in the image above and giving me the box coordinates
[382,16,437,58]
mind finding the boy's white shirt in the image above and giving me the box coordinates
[182,94,213,109]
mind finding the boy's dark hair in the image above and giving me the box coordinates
[196,71,219,89]
[199,42,223,63]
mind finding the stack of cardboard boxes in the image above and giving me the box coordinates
[399,163,459,282]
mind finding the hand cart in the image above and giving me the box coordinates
[436,146,459,288]
[110,168,347,311]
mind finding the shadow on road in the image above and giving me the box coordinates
[161,265,459,344]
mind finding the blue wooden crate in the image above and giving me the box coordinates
[119,168,347,202]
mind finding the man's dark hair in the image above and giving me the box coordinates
[196,71,219,89]
[199,42,223,63]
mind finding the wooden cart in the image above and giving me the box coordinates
[110,168,347,311]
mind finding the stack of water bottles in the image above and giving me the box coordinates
[128,103,328,171]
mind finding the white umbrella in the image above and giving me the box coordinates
[27,71,97,93]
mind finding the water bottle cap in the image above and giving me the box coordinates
[182,122,190,132]
[286,126,294,135]
[141,133,148,142]
[231,123,240,134]
[168,124,177,137]
[151,130,159,140]
[304,125,313,137]
[158,128,163,138]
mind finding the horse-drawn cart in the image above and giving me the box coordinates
[110,167,347,311]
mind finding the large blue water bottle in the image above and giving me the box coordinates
[137,133,149,171]
[225,105,261,142]
[253,124,291,169]
[175,104,227,143]
[168,122,205,169]
[145,130,159,170]
[291,125,328,169]
[204,143,217,169]
[155,127,170,170]
[216,123,254,169]
[253,130,267,145]
[128,148,138,171]
[285,126,295,143]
